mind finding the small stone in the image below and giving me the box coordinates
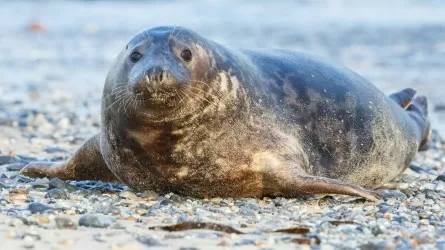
[58,239,73,245]
[48,178,76,192]
[36,215,50,224]
[9,218,24,227]
[413,231,436,244]
[44,146,68,153]
[45,188,68,199]
[435,173,445,182]
[78,213,116,228]
[55,217,77,229]
[135,235,163,246]
[136,208,148,216]
[119,191,138,200]
[375,189,407,200]
[30,181,49,189]
[28,202,54,214]
[6,230,17,239]
[0,155,21,165]
[141,190,158,200]
[158,199,171,206]
[422,183,436,191]
[434,181,445,192]
[169,194,181,202]
[4,162,26,171]
[9,188,28,194]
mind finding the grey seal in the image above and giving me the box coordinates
[21,26,431,201]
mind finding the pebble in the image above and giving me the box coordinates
[375,189,407,200]
[43,146,68,153]
[9,218,25,227]
[141,190,158,200]
[135,235,163,246]
[78,214,116,228]
[119,191,138,200]
[55,217,78,230]
[28,202,54,214]
[45,188,68,199]
[3,162,26,171]
[0,155,21,165]
[436,173,445,182]
[48,178,76,191]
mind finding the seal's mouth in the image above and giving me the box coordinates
[133,87,181,110]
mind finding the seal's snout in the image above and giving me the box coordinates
[146,66,170,84]
[131,66,175,98]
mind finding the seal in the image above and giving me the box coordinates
[21,26,431,201]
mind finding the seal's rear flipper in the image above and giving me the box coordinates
[276,174,380,201]
[20,134,119,182]
[389,88,416,109]
[406,95,431,151]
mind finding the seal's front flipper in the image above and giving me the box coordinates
[277,174,380,201]
[20,134,119,182]
[389,88,416,109]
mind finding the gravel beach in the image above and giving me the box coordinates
[1,0,445,249]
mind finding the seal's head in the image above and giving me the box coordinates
[103,26,221,122]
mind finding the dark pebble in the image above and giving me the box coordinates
[179,247,199,250]
[16,155,38,163]
[16,176,33,183]
[4,162,27,171]
[409,164,436,175]
[31,182,49,189]
[375,189,407,200]
[45,188,68,199]
[436,172,445,182]
[0,155,21,165]
[21,232,41,241]
[44,146,68,153]
[55,217,78,229]
[135,235,163,246]
[18,119,28,127]
[158,199,171,206]
[169,194,181,202]
[48,178,76,192]
[28,202,54,214]
[78,214,116,228]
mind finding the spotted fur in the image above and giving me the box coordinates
[21,26,431,201]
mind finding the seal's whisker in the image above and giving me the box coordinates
[166,26,177,45]
[182,88,213,105]
[190,80,224,98]
[123,95,132,114]
[117,93,131,114]
[103,86,127,100]
[105,93,128,111]
[185,85,222,102]
[173,27,183,40]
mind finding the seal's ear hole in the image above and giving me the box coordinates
[130,52,143,63]
[181,50,192,62]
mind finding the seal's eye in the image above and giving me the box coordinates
[130,52,142,63]
[181,50,192,62]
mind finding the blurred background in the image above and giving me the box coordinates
[1,0,445,134]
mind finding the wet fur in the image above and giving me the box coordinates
[21,26,430,199]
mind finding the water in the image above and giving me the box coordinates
[1,0,445,132]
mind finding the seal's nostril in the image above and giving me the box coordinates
[160,71,164,82]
